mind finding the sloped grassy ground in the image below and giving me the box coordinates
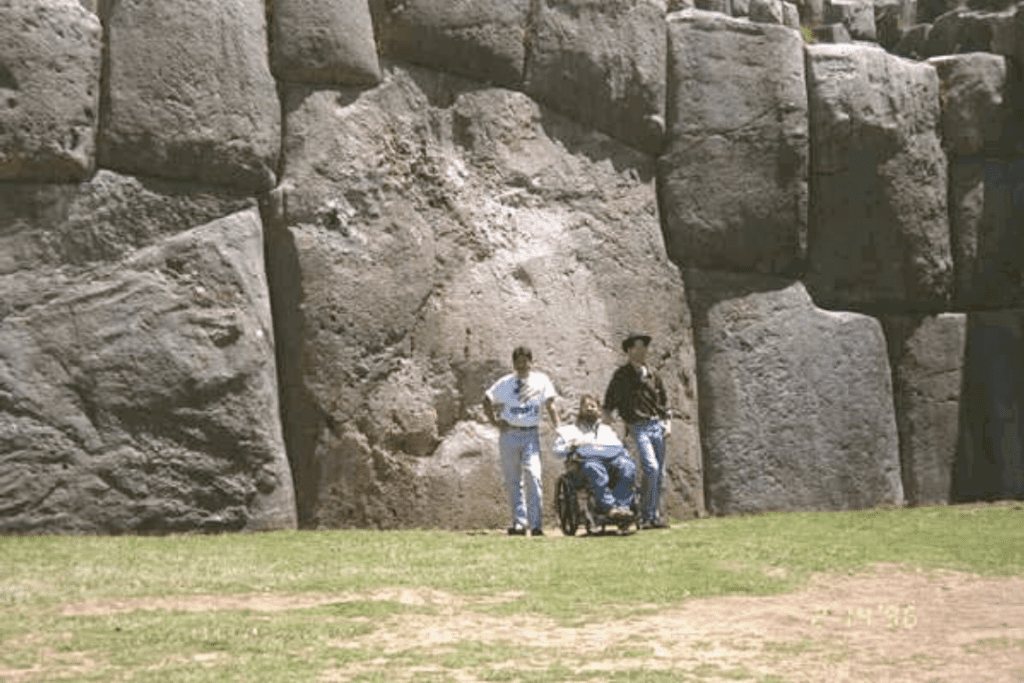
[1,503,1021,682]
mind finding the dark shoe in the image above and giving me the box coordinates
[507,526,527,536]
[639,518,669,530]
[530,528,545,536]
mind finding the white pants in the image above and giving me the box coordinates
[499,428,543,530]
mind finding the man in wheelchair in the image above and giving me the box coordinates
[553,394,637,529]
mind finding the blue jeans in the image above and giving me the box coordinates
[580,453,636,513]
[630,419,666,522]
[499,427,543,530]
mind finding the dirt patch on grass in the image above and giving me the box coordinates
[326,565,1024,682]
[56,565,1024,682]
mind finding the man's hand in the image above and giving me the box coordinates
[484,397,506,427]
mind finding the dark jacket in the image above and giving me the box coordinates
[603,363,667,424]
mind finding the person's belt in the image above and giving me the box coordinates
[503,424,538,431]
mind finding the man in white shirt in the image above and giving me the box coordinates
[553,394,636,522]
[484,346,560,536]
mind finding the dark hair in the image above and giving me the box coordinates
[578,393,600,410]
[512,346,533,362]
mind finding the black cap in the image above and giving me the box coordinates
[621,332,652,353]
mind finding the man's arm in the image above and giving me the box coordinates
[483,395,505,427]
[654,373,668,416]
[545,397,560,428]
[602,368,622,424]
[552,429,574,459]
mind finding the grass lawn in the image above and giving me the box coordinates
[1,503,1022,682]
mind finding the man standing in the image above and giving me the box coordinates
[553,394,636,523]
[484,346,559,536]
[603,332,670,529]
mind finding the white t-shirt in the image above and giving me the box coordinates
[485,371,557,428]
[553,422,626,460]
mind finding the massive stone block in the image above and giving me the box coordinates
[950,160,1024,309]
[269,66,703,529]
[824,0,877,39]
[880,314,965,505]
[0,170,255,274]
[923,8,1017,58]
[805,44,952,311]
[659,10,808,276]
[0,0,101,183]
[524,0,667,155]
[956,310,1024,501]
[929,53,1010,159]
[270,0,381,85]
[874,0,918,50]
[931,54,1024,309]
[369,0,530,88]
[99,0,280,192]
[686,268,904,515]
[0,203,296,534]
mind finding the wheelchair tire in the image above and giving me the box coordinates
[556,476,579,536]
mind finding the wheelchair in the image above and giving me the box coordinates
[555,454,639,536]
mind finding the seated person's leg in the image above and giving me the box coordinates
[579,459,616,514]
[608,453,637,511]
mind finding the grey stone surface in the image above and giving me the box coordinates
[0,0,101,182]
[920,0,1016,21]
[369,0,530,88]
[659,11,808,276]
[875,0,919,48]
[950,160,1024,309]
[750,0,785,22]
[956,310,1024,501]
[923,8,1017,56]
[796,0,826,25]
[695,0,732,12]
[824,0,878,38]
[269,67,702,530]
[814,21,854,39]
[0,170,255,275]
[271,0,381,85]
[929,53,1010,158]
[881,314,965,505]
[686,268,904,515]
[917,0,964,22]
[524,0,667,155]
[0,208,297,533]
[99,0,280,192]
[895,22,933,57]
[783,1,802,26]
[805,44,952,311]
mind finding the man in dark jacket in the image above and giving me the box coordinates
[602,332,670,529]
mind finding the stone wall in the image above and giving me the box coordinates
[2,0,1022,533]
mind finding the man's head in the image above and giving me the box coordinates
[577,394,601,424]
[622,333,650,365]
[512,346,533,377]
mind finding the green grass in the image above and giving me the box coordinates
[1,503,1021,682]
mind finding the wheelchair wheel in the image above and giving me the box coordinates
[556,476,579,536]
